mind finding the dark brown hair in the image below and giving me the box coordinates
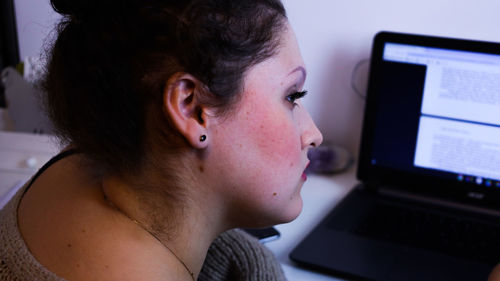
[42,0,287,175]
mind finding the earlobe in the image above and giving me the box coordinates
[163,73,210,149]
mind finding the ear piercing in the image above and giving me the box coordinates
[200,135,207,142]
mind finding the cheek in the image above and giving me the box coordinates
[247,105,301,169]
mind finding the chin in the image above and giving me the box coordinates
[241,199,303,228]
[274,196,304,224]
[236,189,304,228]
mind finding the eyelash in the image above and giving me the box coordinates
[286,90,308,106]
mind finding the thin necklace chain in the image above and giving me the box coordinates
[103,194,195,281]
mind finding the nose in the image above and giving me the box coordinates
[300,108,323,150]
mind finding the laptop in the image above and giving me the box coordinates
[290,31,500,281]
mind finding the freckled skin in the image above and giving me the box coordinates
[205,24,322,227]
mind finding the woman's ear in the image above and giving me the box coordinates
[163,73,210,149]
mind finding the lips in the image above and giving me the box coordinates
[301,162,310,181]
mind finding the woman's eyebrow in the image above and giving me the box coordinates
[288,66,307,83]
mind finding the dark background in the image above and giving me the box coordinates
[371,61,427,170]
[0,0,20,108]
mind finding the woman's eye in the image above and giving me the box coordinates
[286,90,308,106]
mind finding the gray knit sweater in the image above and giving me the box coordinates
[0,186,286,281]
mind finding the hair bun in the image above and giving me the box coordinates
[50,0,118,20]
[50,0,87,17]
[50,0,137,23]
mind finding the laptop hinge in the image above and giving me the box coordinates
[378,186,500,218]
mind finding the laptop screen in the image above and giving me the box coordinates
[359,32,500,202]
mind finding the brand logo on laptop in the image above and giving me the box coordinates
[467,192,485,200]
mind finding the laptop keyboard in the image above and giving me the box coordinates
[352,203,500,265]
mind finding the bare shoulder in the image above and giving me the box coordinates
[17,155,171,280]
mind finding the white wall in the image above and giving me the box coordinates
[14,0,60,61]
[282,0,500,156]
[14,0,500,156]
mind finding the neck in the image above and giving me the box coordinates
[101,174,226,280]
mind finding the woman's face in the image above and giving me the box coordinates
[206,23,323,227]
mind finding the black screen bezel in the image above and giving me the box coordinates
[357,31,500,210]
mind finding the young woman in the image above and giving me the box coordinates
[0,0,322,280]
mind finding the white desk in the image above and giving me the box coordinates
[0,131,60,200]
[0,130,358,280]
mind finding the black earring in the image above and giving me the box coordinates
[200,135,207,142]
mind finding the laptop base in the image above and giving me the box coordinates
[290,186,494,281]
